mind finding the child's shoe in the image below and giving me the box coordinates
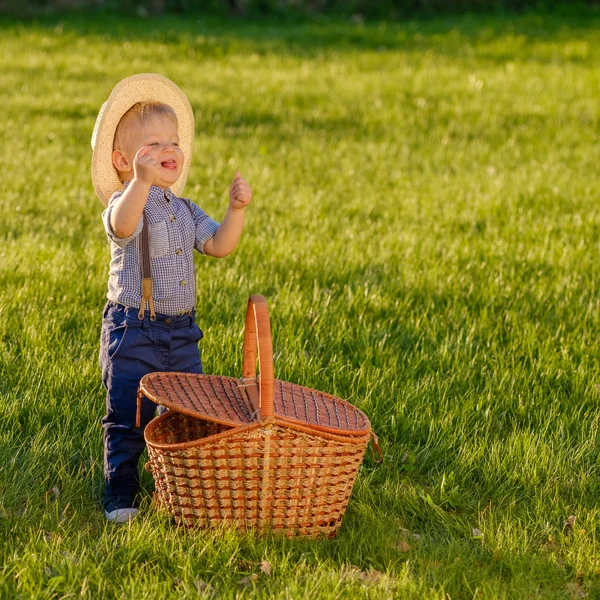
[104,507,139,523]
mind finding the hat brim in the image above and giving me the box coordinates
[91,73,194,206]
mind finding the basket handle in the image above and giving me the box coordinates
[241,294,274,419]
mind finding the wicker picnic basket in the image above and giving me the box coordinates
[137,295,380,537]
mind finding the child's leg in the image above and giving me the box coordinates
[101,375,158,511]
[155,317,204,415]
[99,303,204,512]
[100,304,159,511]
[168,315,204,374]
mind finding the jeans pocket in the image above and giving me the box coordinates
[106,323,129,360]
[189,322,204,343]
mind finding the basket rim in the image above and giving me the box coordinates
[144,409,246,450]
[144,411,372,452]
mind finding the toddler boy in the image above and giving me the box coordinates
[91,74,252,522]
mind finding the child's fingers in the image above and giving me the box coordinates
[231,180,249,192]
[233,170,242,182]
[231,191,249,202]
[134,145,153,161]
[138,153,161,168]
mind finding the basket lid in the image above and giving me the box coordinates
[272,379,371,435]
[138,372,371,435]
[139,372,255,427]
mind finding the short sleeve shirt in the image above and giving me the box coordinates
[102,185,220,315]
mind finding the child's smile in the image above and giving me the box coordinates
[161,158,178,170]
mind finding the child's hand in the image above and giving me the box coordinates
[133,146,162,186]
[229,171,252,210]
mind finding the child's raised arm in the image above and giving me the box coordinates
[204,171,252,258]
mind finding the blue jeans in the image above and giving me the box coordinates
[99,301,204,511]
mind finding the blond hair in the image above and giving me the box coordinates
[113,101,178,150]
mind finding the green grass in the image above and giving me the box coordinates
[1,9,600,599]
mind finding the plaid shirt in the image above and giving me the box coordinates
[102,184,220,315]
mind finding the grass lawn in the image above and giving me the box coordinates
[1,7,600,599]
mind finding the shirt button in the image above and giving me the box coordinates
[170,215,176,222]
[175,248,183,255]
[180,280,187,287]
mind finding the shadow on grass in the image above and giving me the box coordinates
[1,9,600,64]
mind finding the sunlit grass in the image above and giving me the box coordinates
[1,9,600,599]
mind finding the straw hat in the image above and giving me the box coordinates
[91,73,194,206]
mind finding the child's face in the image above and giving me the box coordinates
[113,113,184,189]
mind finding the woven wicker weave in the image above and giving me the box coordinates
[138,295,379,537]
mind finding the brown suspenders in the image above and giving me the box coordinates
[138,211,156,320]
